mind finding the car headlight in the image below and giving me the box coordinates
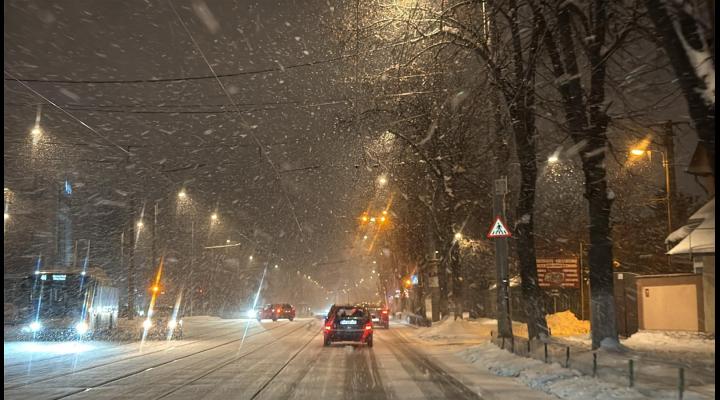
[23,321,42,333]
[142,319,152,329]
[75,321,89,334]
[247,309,256,318]
[167,320,177,329]
[29,321,42,332]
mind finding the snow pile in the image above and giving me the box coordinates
[459,343,648,399]
[515,311,591,337]
[622,330,715,355]
[414,316,495,344]
[547,311,591,337]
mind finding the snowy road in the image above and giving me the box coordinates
[5,317,553,400]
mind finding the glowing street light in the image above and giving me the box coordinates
[547,155,559,163]
[377,174,388,186]
[630,148,647,156]
[137,221,144,229]
[454,232,463,241]
[210,213,218,222]
[274,264,279,269]
[178,189,187,199]
[4,212,9,221]
[249,255,253,261]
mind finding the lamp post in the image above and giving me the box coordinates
[629,148,673,236]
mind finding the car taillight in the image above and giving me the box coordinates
[277,309,282,313]
[365,323,373,331]
[381,310,388,314]
[324,324,332,331]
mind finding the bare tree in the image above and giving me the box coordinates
[644,0,715,175]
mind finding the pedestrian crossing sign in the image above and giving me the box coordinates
[487,216,511,238]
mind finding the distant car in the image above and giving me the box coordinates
[364,304,390,329]
[323,304,373,347]
[143,305,184,339]
[257,303,295,321]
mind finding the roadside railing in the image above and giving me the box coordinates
[489,331,713,399]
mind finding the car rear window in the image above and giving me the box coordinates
[334,307,366,319]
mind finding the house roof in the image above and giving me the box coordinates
[667,198,715,255]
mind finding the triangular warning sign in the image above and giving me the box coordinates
[487,216,512,238]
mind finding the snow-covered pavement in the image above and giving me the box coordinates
[5,317,555,399]
[398,316,714,400]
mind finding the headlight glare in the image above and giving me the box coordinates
[75,321,89,334]
[29,321,42,332]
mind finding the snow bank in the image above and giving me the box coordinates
[622,330,715,354]
[459,343,648,399]
[514,310,591,337]
[413,316,496,344]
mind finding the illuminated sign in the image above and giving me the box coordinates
[52,274,67,281]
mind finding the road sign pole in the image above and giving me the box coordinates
[493,177,513,338]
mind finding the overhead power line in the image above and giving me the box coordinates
[3,34,441,85]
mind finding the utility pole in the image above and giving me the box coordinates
[662,121,676,232]
[493,177,513,338]
[151,201,157,271]
[128,197,137,320]
[125,145,136,320]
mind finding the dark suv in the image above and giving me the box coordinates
[257,303,295,321]
[323,305,373,347]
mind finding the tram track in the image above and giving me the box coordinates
[149,320,321,400]
[3,319,248,369]
[4,320,292,391]
[39,320,313,400]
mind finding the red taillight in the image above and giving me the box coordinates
[324,324,332,331]
[381,310,388,314]
[277,309,282,313]
[365,323,373,331]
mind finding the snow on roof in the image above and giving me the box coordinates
[666,198,714,255]
[665,224,695,244]
[667,213,715,255]
[688,197,714,222]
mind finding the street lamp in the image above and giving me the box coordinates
[137,221,144,229]
[629,147,673,235]
[377,175,388,187]
[178,189,187,199]
[547,155,559,163]
[210,213,218,222]
[454,232,463,241]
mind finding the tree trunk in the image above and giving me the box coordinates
[645,0,715,176]
[504,0,549,340]
[510,103,549,339]
[538,0,619,349]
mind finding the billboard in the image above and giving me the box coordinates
[536,258,580,288]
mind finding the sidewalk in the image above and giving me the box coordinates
[399,314,715,399]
